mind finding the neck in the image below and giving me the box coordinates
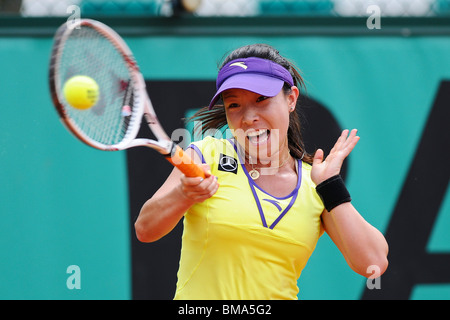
[246,149,293,180]
[247,149,292,169]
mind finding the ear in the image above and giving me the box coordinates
[287,86,299,112]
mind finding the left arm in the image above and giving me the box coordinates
[312,129,389,277]
[321,203,389,277]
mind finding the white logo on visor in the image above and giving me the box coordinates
[230,62,248,69]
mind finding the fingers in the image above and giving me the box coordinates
[181,164,212,186]
[202,163,212,178]
[331,129,349,153]
[180,164,219,203]
[313,148,324,166]
[311,129,359,185]
[331,129,359,156]
[341,129,360,155]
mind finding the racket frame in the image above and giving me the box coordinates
[49,19,175,156]
[49,19,204,177]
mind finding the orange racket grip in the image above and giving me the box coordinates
[165,145,206,178]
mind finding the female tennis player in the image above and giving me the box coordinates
[135,44,388,300]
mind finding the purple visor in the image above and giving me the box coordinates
[208,57,294,109]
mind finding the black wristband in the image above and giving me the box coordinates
[315,175,351,212]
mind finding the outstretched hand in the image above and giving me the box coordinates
[311,129,360,185]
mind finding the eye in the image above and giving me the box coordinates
[256,96,269,102]
[226,103,239,109]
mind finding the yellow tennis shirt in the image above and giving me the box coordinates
[174,137,324,300]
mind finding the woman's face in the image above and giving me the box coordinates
[223,86,299,164]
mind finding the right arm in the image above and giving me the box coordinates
[134,149,218,243]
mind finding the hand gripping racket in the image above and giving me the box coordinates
[49,19,204,178]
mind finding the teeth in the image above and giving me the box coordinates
[247,129,267,137]
[247,129,270,144]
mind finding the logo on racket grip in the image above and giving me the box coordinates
[66,5,81,30]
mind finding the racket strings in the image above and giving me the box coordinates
[57,26,139,146]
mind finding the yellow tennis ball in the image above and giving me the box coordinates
[63,75,99,110]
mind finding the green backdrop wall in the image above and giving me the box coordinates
[0,19,449,299]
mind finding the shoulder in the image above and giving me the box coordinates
[190,136,228,149]
[189,137,234,164]
[300,161,314,184]
[299,160,325,209]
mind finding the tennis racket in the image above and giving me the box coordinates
[49,19,204,178]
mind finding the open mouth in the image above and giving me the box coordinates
[247,129,270,145]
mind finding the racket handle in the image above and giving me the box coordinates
[166,145,206,178]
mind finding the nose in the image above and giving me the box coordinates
[242,105,259,125]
